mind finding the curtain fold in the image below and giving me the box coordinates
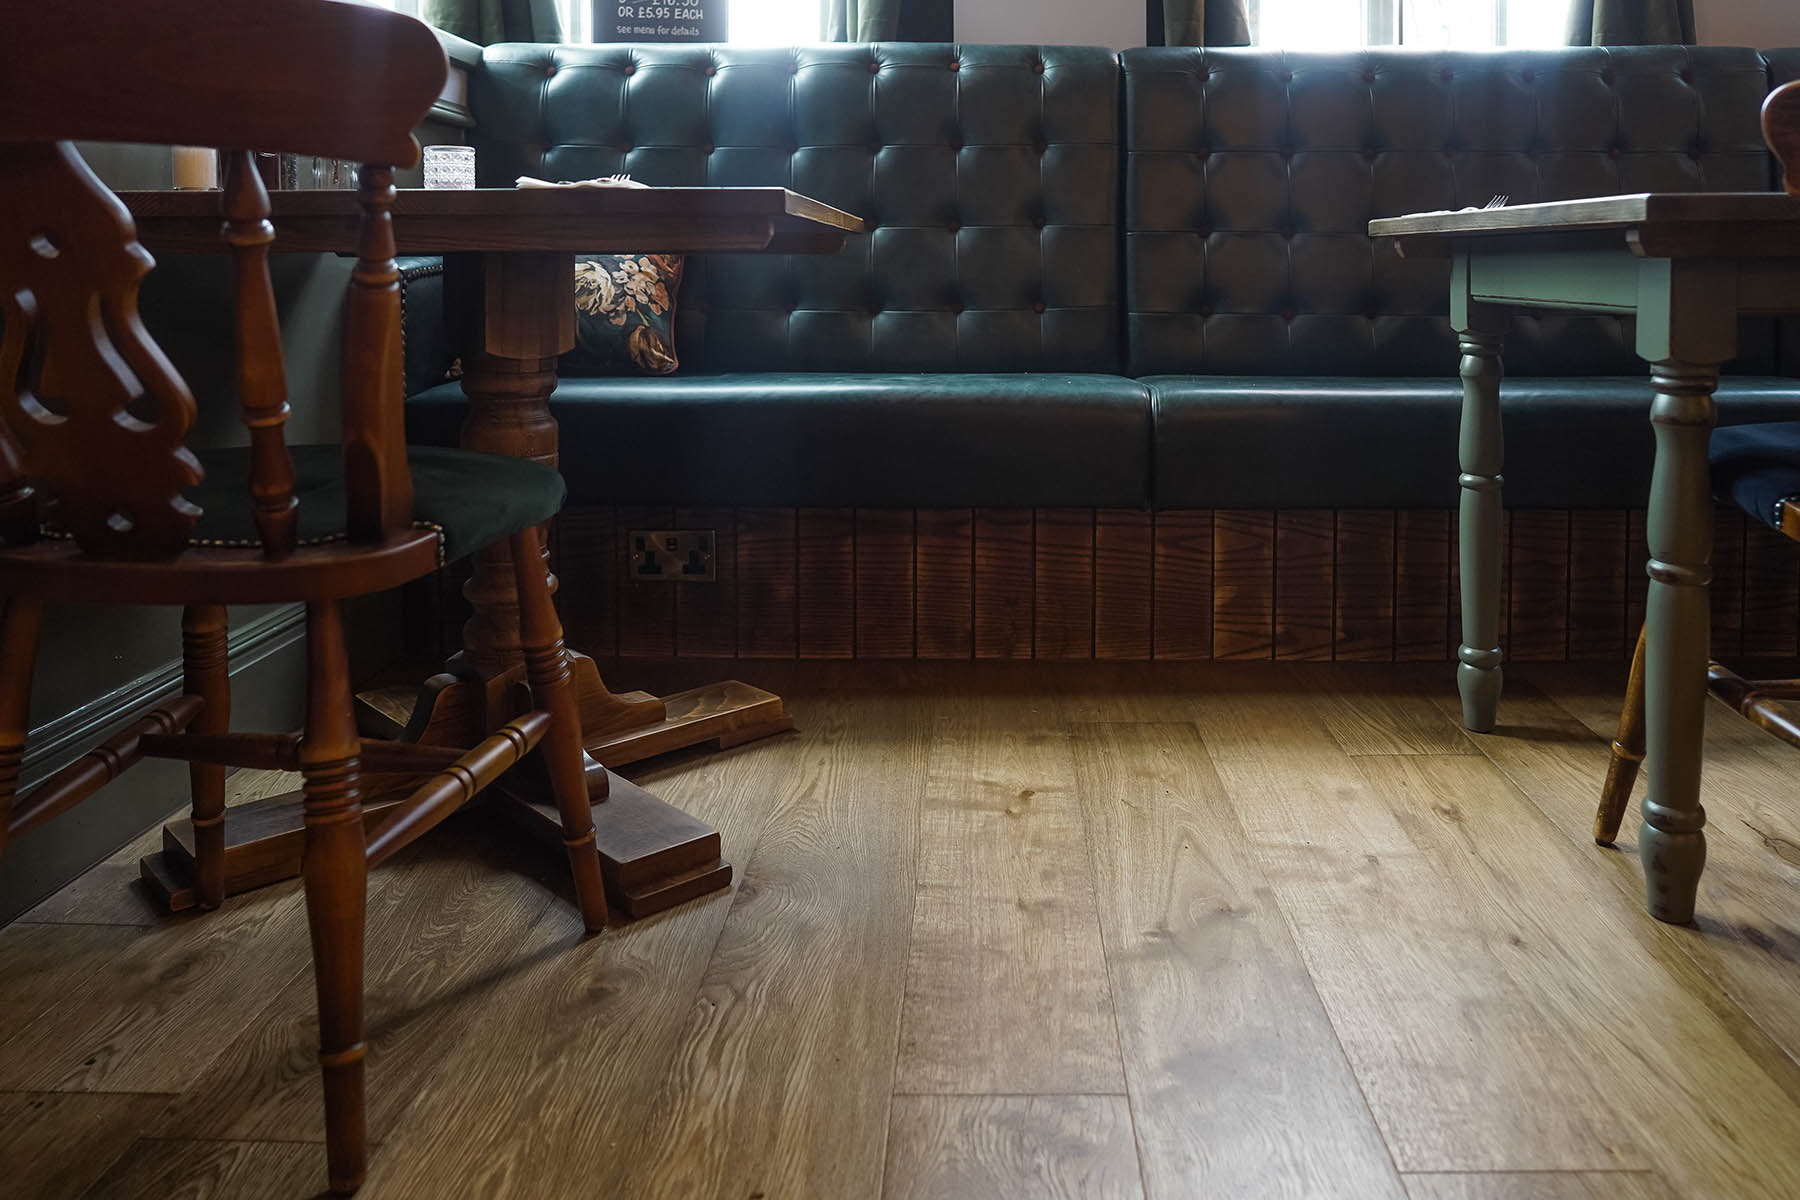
[1162,0,1252,48]
[422,0,563,46]
[1565,0,1696,46]
[826,0,903,43]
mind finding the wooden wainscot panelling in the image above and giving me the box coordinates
[1034,509,1095,660]
[1152,510,1212,660]
[736,507,797,659]
[1740,521,1799,658]
[856,509,916,660]
[501,505,1799,666]
[916,509,973,660]
[798,508,855,659]
[1274,510,1334,662]
[1211,511,1275,660]
[1094,510,1152,660]
[1567,510,1628,661]
[1394,510,1449,662]
[974,509,1034,660]
[1508,510,1570,662]
[615,505,675,658]
[676,507,734,659]
[1336,510,1396,662]
[554,507,615,658]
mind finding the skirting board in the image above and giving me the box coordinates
[0,604,310,925]
[416,507,1800,665]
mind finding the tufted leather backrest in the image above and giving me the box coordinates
[1123,46,1783,378]
[472,43,1121,373]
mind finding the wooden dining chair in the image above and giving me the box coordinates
[1596,80,1800,846]
[0,1,609,1192]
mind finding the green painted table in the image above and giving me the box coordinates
[1372,192,1800,923]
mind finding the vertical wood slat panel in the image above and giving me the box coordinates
[1711,509,1746,659]
[1034,509,1095,660]
[556,506,615,658]
[855,509,915,659]
[975,508,1034,660]
[1095,510,1153,660]
[675,507,735,659]
[1212,510,1275,661]
[1509,510,1569,662]
[1152,510,1212,660]
[1741,521,1800,657]
[798,507,855,659]
[1567,510,1628,661]
[1274,510,1334,661]
[737,507,796,659]
[1336,510,1396,662]
[917,509,973,660]
[616,505,675,658]
[1395,510,1449,663]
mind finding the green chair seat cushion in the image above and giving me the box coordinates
[189,444,565,564]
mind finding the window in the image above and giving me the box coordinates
[1252,0,1570,49]
[363,0,819,45]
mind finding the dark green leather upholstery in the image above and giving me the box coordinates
[399,44,1800,513]
[472,43,1121,373]
[408,373,1151,507]
[1123,46,1780,378]
[189,445,564,564]
[1712,421,1800,531]
[397,256,454,398]
[1152,377,1800,510]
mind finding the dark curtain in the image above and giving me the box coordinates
[1156,0,1252,47]
[1565,0,1696,45]
[827,0,902,41]
[422,0,563,45]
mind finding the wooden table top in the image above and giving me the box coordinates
[1370,191,1800,258]
[120,186,865,256]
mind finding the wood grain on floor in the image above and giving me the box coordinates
[3,662,1799,1199]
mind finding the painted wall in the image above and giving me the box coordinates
[953,0,1141,49]
[1698,0,1800,47]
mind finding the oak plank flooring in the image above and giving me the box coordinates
[7,663,1800,1198]
[1402,1173,1677,1200]
[882,1094,1143,1200]
[1069,721,1404,1198]
[0,1092,170,1200]
[601,695,929,1199]
[895,692,1122,1096]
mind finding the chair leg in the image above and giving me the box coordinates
[298,600,368,1195]
[1596,622,1648,846]
[510,527,611,933]
[0,596,46,863]
[182,604,230,909]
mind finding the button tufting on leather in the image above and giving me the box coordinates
[623,63,635,76]
[949,59,960,72]
[868,60,880,74]
[1033,301,1046,314]
[705,64,717,77]
[1610,145,1622,158]
[705,144,716,155]
[1281,69,1294,83]
[947,219,961,233]
[1034,141,1048,155]
[1033,60,1045,75]
[1281,307,1298,321]
[1522,68,1535,83]
[1032,215,1046,229]
[1363,69,1377,84]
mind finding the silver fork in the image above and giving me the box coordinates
[1485,194,1510,208]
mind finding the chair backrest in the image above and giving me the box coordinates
[1769,80,1800,195]
[0,0,447,561]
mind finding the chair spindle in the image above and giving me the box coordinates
[342,163,413,544]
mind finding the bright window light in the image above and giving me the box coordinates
[730,0,821,45]
[1254,0,1572,48]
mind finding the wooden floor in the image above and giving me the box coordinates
[6,661,1800,1199]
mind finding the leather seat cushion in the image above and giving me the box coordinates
[1150,377,1800,509]
[190,444,565,564]
[1712,421,1800,531]
[406,373,1153,508]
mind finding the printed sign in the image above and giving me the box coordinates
[596,0,725,42]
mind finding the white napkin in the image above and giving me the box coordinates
[515,174,648,189]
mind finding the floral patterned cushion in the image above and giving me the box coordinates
[565,253,684,375]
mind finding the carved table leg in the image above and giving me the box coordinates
[1639,360,1716,924]
[1455,322,1506,732]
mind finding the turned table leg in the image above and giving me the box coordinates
[1639,360,1716,923]
[1454,316,1506,733]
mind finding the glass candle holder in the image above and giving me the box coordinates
[422,145,477,190]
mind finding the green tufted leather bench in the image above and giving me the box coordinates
[404,42,1800,515]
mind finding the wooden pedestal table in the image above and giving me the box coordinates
[1372,191,1800,923]
[122,187,863,918]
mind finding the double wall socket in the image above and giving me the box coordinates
[629,529,716,582]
